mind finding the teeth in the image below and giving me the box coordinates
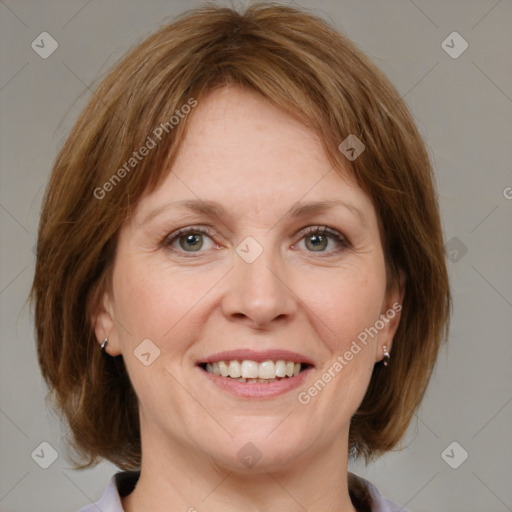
[204,359,307,380]
[218,361,229,377]
[241,360,259,379]
[228,360,241,378]
[275,360,286,377]
[258,361,275,379]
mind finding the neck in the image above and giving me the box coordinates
[122,422,357,512]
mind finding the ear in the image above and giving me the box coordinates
[374,268,406,363]
[90,285,123,357]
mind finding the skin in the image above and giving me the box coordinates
[94,86,404,512]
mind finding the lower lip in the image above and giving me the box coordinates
[198,366,313,399]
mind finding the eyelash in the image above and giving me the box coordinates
[163,225,350,257]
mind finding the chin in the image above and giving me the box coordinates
[198,426,312,472]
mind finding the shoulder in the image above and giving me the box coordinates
[77,471,140,512]
[348,472,408,512]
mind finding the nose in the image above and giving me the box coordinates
[221,244,297,330]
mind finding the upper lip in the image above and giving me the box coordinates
[198,349,315,366]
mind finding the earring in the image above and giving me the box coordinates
[100,338,108,353]
[382,345,390,366]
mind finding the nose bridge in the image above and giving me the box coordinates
[223,234,295,327]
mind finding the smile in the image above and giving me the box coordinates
[201,359,309,383]
[197,349,314,398]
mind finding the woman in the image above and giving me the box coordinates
[31,3,450,511]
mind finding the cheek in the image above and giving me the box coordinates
[111,259,208,406]
[112,255,222,352]
[297,269,384,424]
[301,264,386,353]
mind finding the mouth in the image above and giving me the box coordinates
[198,360,312,383]
[196,349,314,398]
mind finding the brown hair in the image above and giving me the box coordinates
[31,2,450,469]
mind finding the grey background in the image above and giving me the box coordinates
[1,0,511,511]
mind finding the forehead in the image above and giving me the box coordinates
[134,86,374,224]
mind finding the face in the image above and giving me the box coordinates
[94,86,403,472]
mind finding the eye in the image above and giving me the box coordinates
[295,226,349,254]
[163,225,349,257]
[164,226,218,254]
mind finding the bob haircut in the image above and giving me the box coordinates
[31,2,450,469]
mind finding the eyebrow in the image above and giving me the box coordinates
[141,198,365,225]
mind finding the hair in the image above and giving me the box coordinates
[31,2,450,470]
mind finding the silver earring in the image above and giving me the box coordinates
[382,345,390,366]
[100,338,108,353]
